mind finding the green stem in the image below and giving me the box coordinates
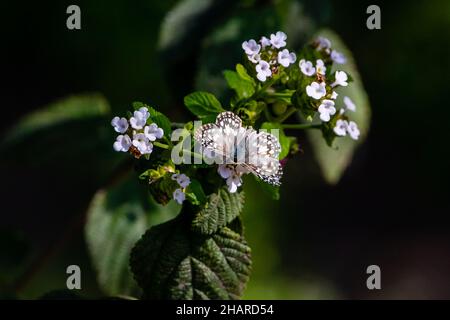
[153,141,169,149]
[281,123,322,130]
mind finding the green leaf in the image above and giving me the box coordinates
[85,174,179,296]
[158,0,234,57]
[307,29,371,184]
[260,122,291,160]
[236,64,254,83]
[254,177,280,201]
[130,214,251,300]
[185,179,207,205]
[1,93,109,147]
[0,94,122,186]
[223,70,255,99]
[192,187,245,235]
[184,91,224,117]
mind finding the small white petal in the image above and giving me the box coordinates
[343,96,356,112]
[173,189,185,204]
[113,134,132,152]
[347,121,360,140]
[242,39,261,56]
[270,31,287,49]
[306,82,326,100]
[111,117,129,133]
[334,119,348,136]
[331,50,347,64]
[299,59,316,76]
[331,71,348,87]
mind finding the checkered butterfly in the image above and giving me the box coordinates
[194,111,283,186]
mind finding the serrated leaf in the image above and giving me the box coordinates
[85,174,179,296]
[307,29,371,184]
[192,187,245,235]
[130,213,251,300]
[184,91,224,118]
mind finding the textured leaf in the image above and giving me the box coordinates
[192,187,245,235]
[184,91,224,117]
[85,174,179,296]
[130,213,251,300]
[307,29,371,184]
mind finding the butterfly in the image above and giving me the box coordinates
[194,111,283,186]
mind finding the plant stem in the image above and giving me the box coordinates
[281,123,322,130]
[153,141,169,149]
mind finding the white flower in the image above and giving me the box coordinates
[129,108,150,129]
[343,96,356,112]
[260,36,271,48]
[218,164,246,193]
[277,49,296,67]
[316,59,326,75]
[331,71,348,87]
[113,134,132,152]
[331,50,346,64]
[173,189,185,204]
[334,119,348,136]
[242,39,261,56]
[111,116,128,133]
[316,36,331,50]
[226,174,242,193]
[270,31,287,49]
[171,173,191,188]
[318,99,336,122]
[248,53,261,64]
[331,91,338,100]
[144,123,164,141]
[306,81,326,100]
[218,165,233,179]
[132,133,153,154]
[347,121,360,140]
[299,59,315,76]
[255,60,272,82]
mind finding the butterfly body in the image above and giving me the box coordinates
[194,111,283,186]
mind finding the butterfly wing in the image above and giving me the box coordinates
[243,131,283,186]
[194,111,243,161]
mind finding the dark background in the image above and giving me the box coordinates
[1,0,450,299]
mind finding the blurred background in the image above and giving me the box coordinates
[1,0,450,299]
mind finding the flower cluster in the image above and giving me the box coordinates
[314,36,347,64]
[171,173,191,204]
[111,106,164,157]
[333,96,360,140]
[300,36,360,140]
[242,31,297,82]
